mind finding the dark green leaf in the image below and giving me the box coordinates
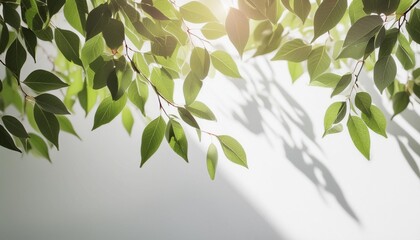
[0,21,9,54]
[374,55,397,93]
[0,124,21,153]
[102,19,125,49]
[361,105,387,137]
[392,91,410,118]
[207,143,218,180]
[178,107,200,129]
[186,101,216,121]
[226,8,249,56]
[355,92,372,116]
[47,0,65,16]
[6,39,27,79]
[23,70,69,92]
[407,8,420,44]
[92,95,127,130]
[127,79,148,115]
[2,115,29,138]
[21,27,37,61]
[166,119,188,162]
[294,0,311,23]
[35,93,70,115]
[86,3,111,40]
[190,47,210,80]
[140,116,166,167]
[347,116,370,159]
[90,57,115,89]
[33,104,60,149]
[272,39,312,62]
[362,0,400,15]
[378,28,399,59]
[331,74,352,97]
[3,3,21,30]
[343,15,383,48]
[313,0,347,41]
[218,135,247,168]
[55,28,82,66]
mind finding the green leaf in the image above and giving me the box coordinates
[218,135,247,168]
[55,28,82,66]
[397,0,414,16]
[56,115,81,140]
[90,57,115,89]
[323,101,347,136]
[127,79,148,116]
[313,0,347,41]
[378,28,399,59]
[106,69,120,100]
[28,133,50,162]
[23,70,69,92]
[374,55,397,93]
[324,124,344,136]
[310,73,341,88]
[34,26,53,42]
[0,124,22,153]
[78,80,97,116]
[166,119,189,162]
[190,47,210,80]
[180,1,217,23]
[183,72,202,105]
[6,39,27,79]
[349,0,365,24]
[178,107,200,129]
[21,27,37,61]
[0,21,9,54]
[362,0,400,15]
[86,3,111,40]
[392,91,410,118]
[151,68,174,102]
[3,3,20,30]
[81,33,105,67]
[186,101,217,121]
[254,23,284,56]
[272,39,312,62]
[396,34,416,70]
[337,40,369,59]
[63,0,88,35]
[307,46,331,80]
[210,50,241,78]
[226,8,249,56]
[361,105,387,137]
[206,143,218,180]
[47,0,65,16]
[294,0,311,24]
[92,95,127,130]
[355,92,372,116]
[2,115,29,138]
[132,53,150,77]
[201,22,226,40]
[33,104,60,149]
[35,93,70,115]
[343,15,383,48]
[102,19,125,50]
[347,115,371,161]
[331,73,352,97]
[122,107,134,136]
[288,62,304,83]
[140,116,166,167]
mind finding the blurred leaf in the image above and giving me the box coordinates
[226,8,249,56]
[206,143,218,180]
[28,133,50,162]
[0,124,22,153]
[180,1,217,23]
[122,107,134,136]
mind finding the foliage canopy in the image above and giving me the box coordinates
[0,0,420,179]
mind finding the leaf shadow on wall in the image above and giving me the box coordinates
[363,74,420,179]
[228,58,360,223]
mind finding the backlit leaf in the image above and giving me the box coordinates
[210,50,241,78]
[307,46,331,79]
[122,107,134,136]
[166,119,188,162]
[347,116,370,159]
[190,47,210,80]
[207,143,218,180]
[186,101,217,121]
[92,95,127,130]
[226,8,249,56]
[141,116,166,167]
[180,1,217,23]
[218,135,247,168]
[323,101,347,136]
[272,39,312,62]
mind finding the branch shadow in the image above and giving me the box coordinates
[228,58,360,222]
